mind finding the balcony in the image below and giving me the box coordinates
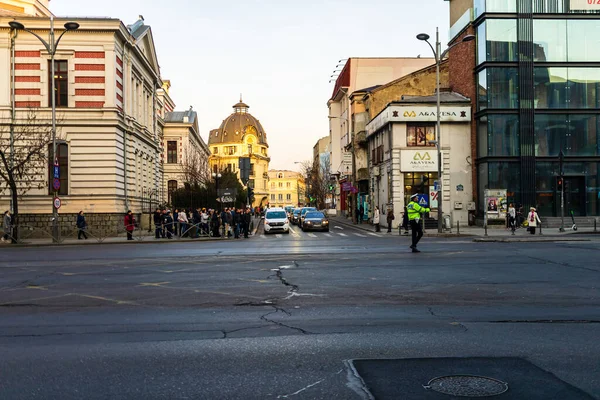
[355,130,367,147]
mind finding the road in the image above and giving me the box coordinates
[0,221,599,399]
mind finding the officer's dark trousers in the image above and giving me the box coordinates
[410,219,423,247]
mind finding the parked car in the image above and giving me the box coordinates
[291,208,302,225]
[299,207,317,225]
[301,211,329,232]
[263,208,290,234]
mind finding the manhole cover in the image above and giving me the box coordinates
[425,375,509,397]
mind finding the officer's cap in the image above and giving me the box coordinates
[410,193,419,199]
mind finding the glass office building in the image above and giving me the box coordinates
[474,0,600,216]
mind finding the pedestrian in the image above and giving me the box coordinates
[161,209,167,238]
[211,210,221,237]
[124,210,135,240]
[242,207,252,238]
[2,210,11,242]
[386,207,395,233]
[402,206,409,235]
[178,208,189,237]
[508,203,516,234]
[76,210,88,240]
[233,208,241,238]
[407,193,430,253]
[359,204,364,224]
[355,206,360,224]
[173,209,179,236]
[153,208,162,239]
[527,207,541,235]
[225,208,233,238]
[373,206,381,232]
[164,210,174,239]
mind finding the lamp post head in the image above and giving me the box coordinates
[416,33,430,41]
[462,34,476,42]
[9,21,25,30]
[64,22,80,31]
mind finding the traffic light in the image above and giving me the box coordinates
[247,187,255,203]
[420,175,429,192]
[557,178,563,191]
[328,184,334,191]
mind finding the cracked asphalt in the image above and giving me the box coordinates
[0,225,599,399]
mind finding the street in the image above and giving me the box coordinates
[0,222,599,399]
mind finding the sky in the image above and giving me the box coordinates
[50,0,450,171]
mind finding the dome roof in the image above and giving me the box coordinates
[208,98,268,146]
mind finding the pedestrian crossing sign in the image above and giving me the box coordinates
[416,194,429,207]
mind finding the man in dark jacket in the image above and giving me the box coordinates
[153,208,162,239]
[233,209,241,238]
[163,210,174,239]
[242,208,252,238]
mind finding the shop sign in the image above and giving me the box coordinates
[429,186,438,209]
[570,0,600,10]
[400,150,439,172]
[367,105,471,135]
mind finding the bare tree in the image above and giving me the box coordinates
[298,153,331,209]
[180,144,211,188]
[0,108,54,242]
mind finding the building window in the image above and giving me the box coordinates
[49,60,68,107]
[249,179,255,189]
[271,194,275,201]
[250,163,255,175]
[213,147,218,154]
[167,180,177,204]
[225,146,236,155]
[533,20,567,62]
[279,182,283,188]
[286,182,291,188]
[48,143,68,195]
[167,141,177,164]
[477,19,518,64]
[278,194,283,201]
[477,115,520,157]
[478,68,519,110]
[407,125,436,147]
[248,144,253,154]
[286,194,291,201]
[271,182,275,189]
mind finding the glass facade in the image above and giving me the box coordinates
[475,8,600,216]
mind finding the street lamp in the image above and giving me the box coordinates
[212,172,222,206]
[417,28,475,233]
[10,17,80,243]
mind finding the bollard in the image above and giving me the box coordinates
[457,221,460,235]
[595,218,597,233]
[484,224,488,237]
[539,222,543,235]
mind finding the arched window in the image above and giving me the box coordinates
[48,142,68,195]
[167,180,178,204]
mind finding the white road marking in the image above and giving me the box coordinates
[368,232,380,237]
[259,235,266,239]
[338,233,348,237]
[308,233,317,238]
[334,226,344,230]
[289,227,300,237]
[353,233,367,237]
[276,234,282,238]
[324,233,332,237]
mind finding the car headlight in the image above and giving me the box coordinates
[306,221,312,225]
[323,220,329,224]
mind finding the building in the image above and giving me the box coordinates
[328,57,434,217]
[313,136,329,169]
[0,3,178,235]
[162,104,210,206]
[446,0,600,219]
[268,170,305,208]
[208,98,270,208]
[366,93,473,228]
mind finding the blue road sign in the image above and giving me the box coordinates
[416,194,429,207]
[53,166,60,179]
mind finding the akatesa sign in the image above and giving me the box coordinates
[400,150,439,172]
[570,0,600,10]
[367,105,471,136]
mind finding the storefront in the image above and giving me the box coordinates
[366,95,473,227]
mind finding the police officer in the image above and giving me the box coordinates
[407,193,430,253]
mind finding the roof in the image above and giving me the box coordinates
[164,110,197,124]
[0,9,25,16]
[208,99,268,146]
[353,85,381,94]
[395,91,471,104]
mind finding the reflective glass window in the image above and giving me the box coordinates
[477,22,486,65]
[478,70,487,111]
[534,67,568,109]
[486,0,516,13]
[487,115,520,156]
[477,116,488,158]
[533,20,567,62]
[568,68,600,109]
[567,20,600,62]
[535,114,568,156]
[484,19,518,62]
[569,115,599,156]
[479,68,519,109]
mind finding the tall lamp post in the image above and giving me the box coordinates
[212,172,222,207]
[417,28,475,233]
[9,17,80,243]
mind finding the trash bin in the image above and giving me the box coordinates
[443,215,451,230]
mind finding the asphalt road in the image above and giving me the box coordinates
[0,222,599,399]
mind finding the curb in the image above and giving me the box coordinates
[473,237,591,243]
[330,217,472,238]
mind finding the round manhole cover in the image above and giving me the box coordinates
[425,375,509,397]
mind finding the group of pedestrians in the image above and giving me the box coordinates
[152,207,254,240]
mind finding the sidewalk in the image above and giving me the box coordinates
[328,215,599,242]
[0,217,263,247]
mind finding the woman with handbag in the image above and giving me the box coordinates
[386,207,395,233]
[527,207,541,235]
[76,211,88,240]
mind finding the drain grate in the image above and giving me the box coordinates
[424,375,509,397]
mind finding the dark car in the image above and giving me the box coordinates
[301,211,329,232]
[291,208,302,225]
[299,207,317,225]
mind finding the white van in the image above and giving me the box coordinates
[264,208,290,234]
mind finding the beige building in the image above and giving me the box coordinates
[268,170,305,209]
[208,98,270,208]
[328,57,434,216]
[0,2,190,234]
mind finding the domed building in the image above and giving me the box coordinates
[208,98,270,208]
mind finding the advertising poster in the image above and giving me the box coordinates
[407,126,436,146]
[484,189,507,221]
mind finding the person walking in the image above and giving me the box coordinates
[178,209,189,237]
[508,203,516,234]
[164,210,174,239]
[527,207,541,235]
[359,204,365,224]
[225,208,233,238]
[407,193,430,253]
[211,210,221,237]
[386,207,395,233]
[233,209,241,239]
[402,206,409,235]
[2,210,12,242]
[173,209,180,236]
[124,210,136,241]
[76,211,88,240]
[242,208,252,238]
[373,206,381,232]
[153,208,162,239]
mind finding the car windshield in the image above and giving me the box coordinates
[266,211,286,219]
[293,209,302,215]
[306,212,324,219]
[301,208,316,215]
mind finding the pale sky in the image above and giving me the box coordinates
[50,0,450,171]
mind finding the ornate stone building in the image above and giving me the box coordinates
[268,170,305,208]
[208,98,270,208]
